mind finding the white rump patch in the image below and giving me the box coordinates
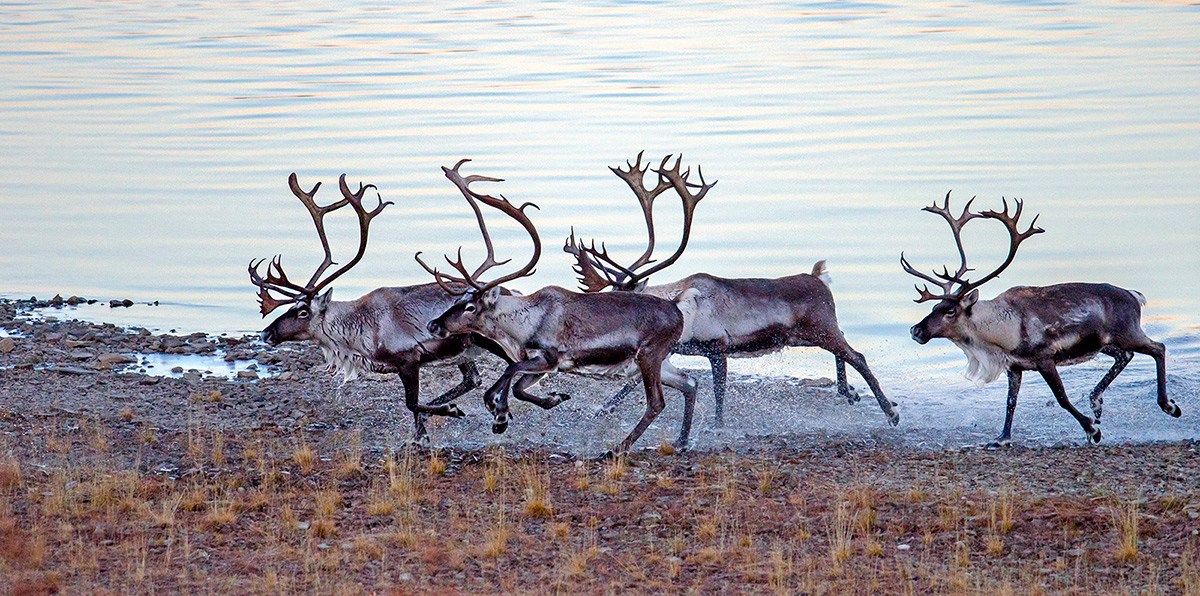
[953,340,1013,387]
[673,288,702,343]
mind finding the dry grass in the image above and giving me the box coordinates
[0,456,21,490]
[0,411,1195,595]
[1110,497,1140,563]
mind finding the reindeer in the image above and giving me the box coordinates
[901,192,1181,446]
[249,173,513,442]
[421,160,702,455]
[565,152,899,432]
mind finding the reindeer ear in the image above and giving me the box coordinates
[960,288,979,311]
[481,286,503,308]
[315,289,334,312]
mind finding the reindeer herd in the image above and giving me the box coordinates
[248,154,1181,456]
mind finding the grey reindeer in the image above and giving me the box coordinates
[422,159,702,455]
[564,152,899,434]
[901,193,1181,446]
[249,173,514,441]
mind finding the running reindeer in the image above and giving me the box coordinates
[421,159,702,454]
[249,173,512,442]
[901,192,1180,446]
[565,152,899,430]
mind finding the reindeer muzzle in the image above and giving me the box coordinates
[910,324,931,345]
[427,321,449,339]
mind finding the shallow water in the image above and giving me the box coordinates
[2,1,1198,445]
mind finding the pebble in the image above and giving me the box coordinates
[0,337,14,353]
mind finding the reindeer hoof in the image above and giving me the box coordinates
[1164,401,1182,418]
[446,404,465,419]
[887,411,900,427]
[1089,427,1102,444]
[549,391,572,406]
[985,438,1011,449]
[840,386,860,404]
[492,419,508,435]
[596,450,617,461]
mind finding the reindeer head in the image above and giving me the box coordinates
[563,152,715,293]
[901,192,1043,345]
[249,173,391,345]
[419,160,540,339]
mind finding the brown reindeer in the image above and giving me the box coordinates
[249,173,512,442]
[901,192,1180,446]
[421,160,701,454]
[565,152,899,433]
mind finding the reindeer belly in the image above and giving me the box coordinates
[556,345,640,379]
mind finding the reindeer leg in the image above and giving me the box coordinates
[834,356,860,404]
[593,379,642,419]
[1086,347,1132,423]
[660,361,698,450]
[1037,364,1101,443]
[708,353,728,426]
[511,373,571,409]
[821,336,898,426]
[608,350,669,457]
[426,360,481,407]
[486,352,560,434]
[399,365,465,445]
[1128,339,1180,418]
[989,367,1022,448]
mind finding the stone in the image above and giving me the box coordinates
[237,370,258,380]
[97,353,135,365]
[0,337,14,353]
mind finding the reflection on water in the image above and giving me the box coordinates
[134,351,265,380]
[1,1,1198,432]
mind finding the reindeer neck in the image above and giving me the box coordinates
[959,298,1022,352]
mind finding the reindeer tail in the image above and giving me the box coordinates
[1127,288,1147,307]
[672,288,702,343]
[811,259,831,287]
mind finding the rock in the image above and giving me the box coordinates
[45,365,99,375]
[97,353,135,366]
[171,366,183,374]
[237,370,259,380]
[0,337,14,353]
[109,299,134,308]
[181,371,202,383]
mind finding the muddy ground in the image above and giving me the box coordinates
[1,298,1198,595]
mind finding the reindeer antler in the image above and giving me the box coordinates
[416,160,541,295]
[566,152,715,291]
[248,173,392,316]
[900,191,1043,303]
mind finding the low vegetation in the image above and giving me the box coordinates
[0,414,1197,595]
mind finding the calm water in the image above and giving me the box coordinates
[2,1,1198,444]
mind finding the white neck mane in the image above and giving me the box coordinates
[312,304,385,381]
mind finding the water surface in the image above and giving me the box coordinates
[2,1,1197,444]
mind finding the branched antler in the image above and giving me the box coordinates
[901,191,1043,303]
[417,160,541,295]
[248,173,392,316]
[566,152,716,291]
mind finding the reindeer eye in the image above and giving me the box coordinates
[297,307,310,318]
[464,303,477,313]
